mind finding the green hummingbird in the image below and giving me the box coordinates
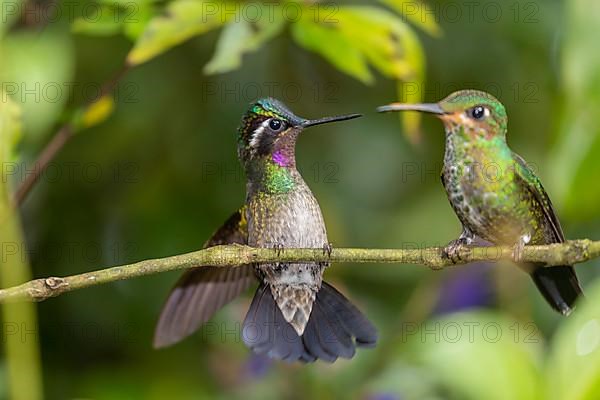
[154,98,377,362]
[378,90,583,315]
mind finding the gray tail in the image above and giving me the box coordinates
[242,281,377,363]
[531,265,583,316]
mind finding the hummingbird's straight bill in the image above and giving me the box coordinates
[301,113,362,127]
[377,90,584,315]
[377,103,445,115]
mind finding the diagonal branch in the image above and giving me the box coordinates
[1,239,598,303]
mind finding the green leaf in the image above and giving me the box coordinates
[547,279,600,400]
[123,2,157,41]
[409,311,543,400]
[203,21,253,75]
[127,0,230,66]
[80,95,115,130]
[333,6,425,142]
[378,0,442,37]
[72,6,123,36]
[72,0,155,39]
[204,4,285,74]
[291,15,373,84]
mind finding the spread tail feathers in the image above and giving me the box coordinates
[531,265,583,316]
[242,282,377,363]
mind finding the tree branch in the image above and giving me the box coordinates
[1,239,598,303]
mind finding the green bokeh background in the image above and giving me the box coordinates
[2,0,600,399]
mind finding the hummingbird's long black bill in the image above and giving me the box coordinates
[377,103,445,115]
[302,113,362,128]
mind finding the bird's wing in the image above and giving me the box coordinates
[154,207,255,348]
[512,152,565,243]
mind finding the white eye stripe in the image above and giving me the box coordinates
[483,107,491,118]
[250,119,270,149]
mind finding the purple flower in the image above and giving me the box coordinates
[435,262,495,314]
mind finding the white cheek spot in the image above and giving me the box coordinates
[250,120,270,149]
[522,233,531,244]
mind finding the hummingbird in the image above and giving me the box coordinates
[378,90,583,315]
[154,98,377,362]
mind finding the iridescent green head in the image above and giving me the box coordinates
[238,98,361,168]
[378,90,508,140]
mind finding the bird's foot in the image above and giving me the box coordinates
[443,237,471,263]
[321,242,333,268]
[272,243,285,257]
[512,234,531,263]
[322,242,333,257]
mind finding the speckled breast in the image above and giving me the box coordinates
[246,184,328,286]
[443,145,539,245]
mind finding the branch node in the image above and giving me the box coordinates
[45,277,68,290]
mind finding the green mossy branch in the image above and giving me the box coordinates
[0,240,599,303]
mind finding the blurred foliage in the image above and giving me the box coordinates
[0,30,74,142]
[384,279,600,400]
[550,0,600,221]
[75,0,433,140]
[0,90,22,163]
[548,279,600,400]
[72,0,157,40]
[2,0,600,399]
[0,93,43,400]
[73,95,115,130]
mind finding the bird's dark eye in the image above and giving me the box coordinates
[269,118,284,132]
[470,106,486,120]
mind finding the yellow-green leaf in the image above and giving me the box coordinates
[82,95,114,129]
[127,0,230,65]
[72,0,156,40]
[379,0,442,37]
[291,16,373,84]
[72,6,123,36]
[204,4,285,75]
[123,3,157,41]
[334,6,425,142]
[204,21,253,75]
[71,95,115,131]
